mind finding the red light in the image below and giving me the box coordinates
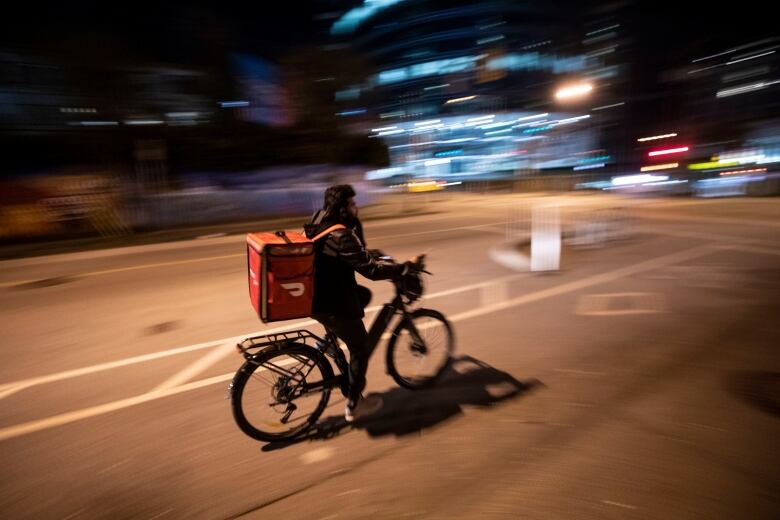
[648,146,690,157]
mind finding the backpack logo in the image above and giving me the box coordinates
[281,283,305,297]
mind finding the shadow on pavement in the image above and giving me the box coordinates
[726,370,780,418]
[261,355,541,451]
[355,355,542,437]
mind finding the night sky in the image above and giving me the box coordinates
[1,1,774,65]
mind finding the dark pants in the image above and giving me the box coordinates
[315,286,373,403]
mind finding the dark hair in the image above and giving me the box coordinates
[323,184,356,219]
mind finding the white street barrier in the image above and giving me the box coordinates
[531,205,561,272]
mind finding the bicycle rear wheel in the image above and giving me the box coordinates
[231,343,334,442]
[386,309,454,389]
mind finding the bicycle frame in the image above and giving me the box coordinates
[234,287,423,388]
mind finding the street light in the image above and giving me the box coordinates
[555,82,593,100]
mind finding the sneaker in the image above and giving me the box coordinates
[344,402,356,423]
[344,395,383,423]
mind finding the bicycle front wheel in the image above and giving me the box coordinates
[231,343,334,442]
[386,309,454,389]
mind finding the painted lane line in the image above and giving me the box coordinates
[0,246,718,441]
[0,274,526,394]
[0,212,473,268]
[0,372,234,441]
[644,212,780,229]
[602,500,637,510]
[640,225,780,250]
[447,245,714,323]
[0,221,507,288]
[717,243,780,256]
[151,341,238,392]
[553,368,607,376]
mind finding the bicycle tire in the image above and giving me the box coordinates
[231,343,334,442]
[386,308,454,389]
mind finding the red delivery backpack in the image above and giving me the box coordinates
[246,225,344,323]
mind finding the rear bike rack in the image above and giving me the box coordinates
[235,329,327,359]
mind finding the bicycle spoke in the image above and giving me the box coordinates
[232,345,333,441]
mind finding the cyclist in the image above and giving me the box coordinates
[305,184,415,422]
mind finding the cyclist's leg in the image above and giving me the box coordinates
[322,316,370,405]
[314,315,359,398]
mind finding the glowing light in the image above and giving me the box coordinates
[555,115,591,125]
[372,126,397,132]
[720,168,767,176]
[485,128,513,136]
[586,24,620,36]
[726,50,776,65]
[612,174,669,186]
[573,163,605,170]
[717,80,780,98]
[479,120,516,130]
[377,129,405,136]
[516,113,548,122]
[555,83,593,100]
[591,102,624,111]
[445,96,477,104]
[641,163,679,172]
[414,119,441,126]
[423,158,451,166]
[219,101,250,108]
[125,120,164,125]
[166,112,199,118]
[75,121,118,126]
[477,35,505,45]
[637,133,677,142]
[331,0,407,35]
[688,161,739,170]
[648,146,689,157]
[336,109,366,116]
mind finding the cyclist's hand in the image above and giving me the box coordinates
[403,254,428,274]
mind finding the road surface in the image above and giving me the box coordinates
[1,193,779,519]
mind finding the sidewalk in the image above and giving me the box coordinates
[0,193,448,261]
[0,191,639,262]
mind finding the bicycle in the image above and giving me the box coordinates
[229,255,454,442]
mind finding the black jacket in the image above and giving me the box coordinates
[305,211,404,318]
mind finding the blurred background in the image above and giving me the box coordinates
[2,3,780,519]
[1,0,777,244]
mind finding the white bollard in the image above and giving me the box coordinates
[531,205,561,272]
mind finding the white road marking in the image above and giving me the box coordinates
[0,245,719,441]
[641,225,780,249]
[602,500,637,510]
[0,274,525,395]
[62,509,87,520]
[0,220,506,288]
[147,508,174,520]
[300,447,335,465]
[0,210,488,270]
[718,243,780,256]
[553,368,607,376]
[685,422,729,433]
[152,342,237,392]
[645,212,780,228]
[97,458,131,475]
[0,372,234,441]
[575,292,665,316]
[447,246,713,323]
[0,326,314,398]
[335,489,361,497]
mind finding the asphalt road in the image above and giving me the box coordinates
[1,193,779,519]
